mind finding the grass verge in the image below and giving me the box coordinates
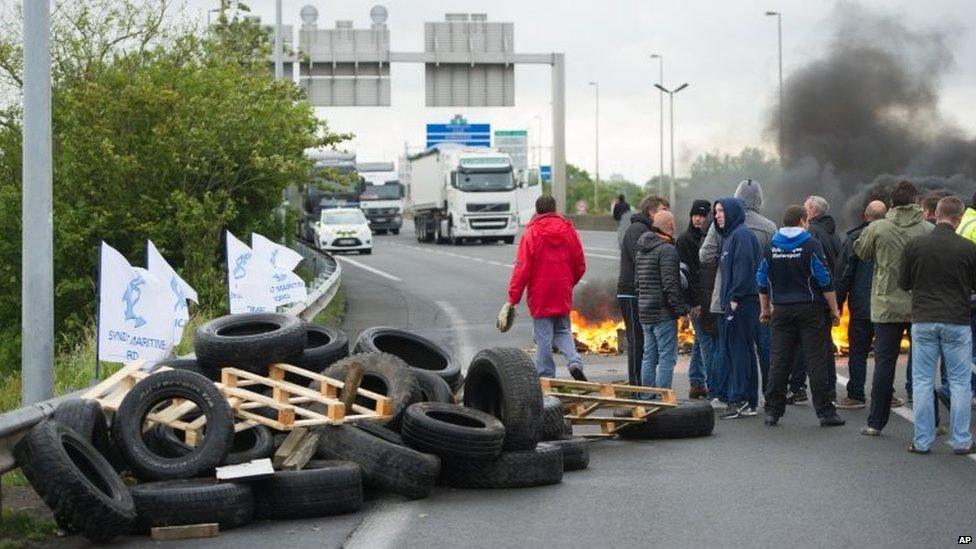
[0,509,58,549]
[311,285,345,327]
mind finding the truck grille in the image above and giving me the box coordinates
[364,207,398,216]
[469,217,509,230]
[466,203,510,213]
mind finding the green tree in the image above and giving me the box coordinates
[544,163,643,214]
[0,1,350,375]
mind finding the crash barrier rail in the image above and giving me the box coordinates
[0,240,341,481]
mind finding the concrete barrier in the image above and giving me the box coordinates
[567,214,618,232]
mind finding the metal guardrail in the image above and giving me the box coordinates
[0,242,342,477]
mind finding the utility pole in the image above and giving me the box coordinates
[22,0,54,403]
[766,11,783,160]
[588,81,599,211]
[552,54,567,215]
[274,0,284,79]
[651,54,663,194]
[654,83,689,210]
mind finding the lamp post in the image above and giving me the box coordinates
[653,83,689,209]
[588,81,599,211]
[765,11,783,160]
[650,54,663,194]
[274,0,283,79]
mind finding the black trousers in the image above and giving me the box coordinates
[618,297,644,385]
[764,303,837,418]
[867,322,911,430]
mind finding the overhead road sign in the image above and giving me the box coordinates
[426,115,491,148]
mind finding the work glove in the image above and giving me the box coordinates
[496,302,517,333]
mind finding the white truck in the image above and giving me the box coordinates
[356,162,404,235]
[408,145,521,245]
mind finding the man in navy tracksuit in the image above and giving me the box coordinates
[758,205,845,427]
[714,198,763,419]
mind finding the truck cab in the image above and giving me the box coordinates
[357,162,404,235]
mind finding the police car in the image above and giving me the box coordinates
[314,207,373,254]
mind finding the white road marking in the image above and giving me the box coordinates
[585,252,618,260]
[436,300,477,366]
[344,499,418,549]
[335,255,402,282]
[834,372,976,462]
[384,242,514,268]
[586,246,619,253]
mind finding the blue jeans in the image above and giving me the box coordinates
[533,316,583,378]
[689,315,708,388]
[640,320,678,389]
[911,323,973,452]
[708,313,729,401]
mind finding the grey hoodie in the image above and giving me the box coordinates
[699,179,778,313]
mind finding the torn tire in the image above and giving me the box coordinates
[617,400,715,440]
[315,424,439,499]
[195,313,306,375]
[315,353,420,429]
[130,479,254,533]
[254,460,363,520]
[112,369,234,480]
[544,437,589,471]
[14,420,135,543]
[354,327,463,391]
[401,402,505,460]
[440,443,563,489]
[463,348,543,451]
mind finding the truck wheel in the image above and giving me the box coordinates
[503,236,515,245]
[391,229,400,235]
[434,221,443,244]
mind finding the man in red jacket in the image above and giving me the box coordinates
[508,195,588,380]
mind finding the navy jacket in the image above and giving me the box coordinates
[757,227,834,306]
[716,198,761,311]
[835,222,873,320]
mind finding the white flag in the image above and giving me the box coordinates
[251,232,308,308]
[226,231,275,314]
[252,233,304,272]
[146,240,198,345]
[98,242,176,365]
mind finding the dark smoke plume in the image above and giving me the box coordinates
[767,2,976,225]
[573,278,621,321]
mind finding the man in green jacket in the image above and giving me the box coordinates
[957,190,976,410]
[853,181,933,436]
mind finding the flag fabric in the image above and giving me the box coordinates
[250,232,308,308]
[146,240,198,345]
[226,231,275,314]
[252,233,304,272]
[97,242,175,365]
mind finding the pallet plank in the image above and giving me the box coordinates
[151,523,219,541]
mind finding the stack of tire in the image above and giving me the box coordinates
[13,313,361,542]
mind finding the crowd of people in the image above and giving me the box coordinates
[506,180,976,455]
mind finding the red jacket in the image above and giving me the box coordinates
[507,213,586,318]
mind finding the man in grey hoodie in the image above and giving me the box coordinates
[700,179,777,410]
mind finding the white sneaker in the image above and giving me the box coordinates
[708,397,725,411]
[741,406,758,417]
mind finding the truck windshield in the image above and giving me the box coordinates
[361,184,401,200]
[322,211,365,225]
[457,170,515,192]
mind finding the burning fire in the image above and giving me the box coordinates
[832,308,910,355]
[569,310,696,355]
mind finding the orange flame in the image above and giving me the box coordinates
[832,308,909,355]
[570,310,696,354]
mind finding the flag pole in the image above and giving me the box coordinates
[225,229,232,314]
[93,242,103,383]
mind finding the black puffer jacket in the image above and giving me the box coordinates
[635,231,688,324]
[835,222,873,320]
[617,213,654,296]
[809,215,842,271]
[675,222,705,308]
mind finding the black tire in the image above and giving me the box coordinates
[156,357,219,381]
[288,324,349,372]
[354,327,463,391]
[545,437,590,471]
[617,400,715,440]
[401,402,505,460]
[316,353,420,429]
[503,236,515,245]
[413,369,454,403]
[354,422,405,446]
[440,443,563,489]
[254,460,363,520]
[130,479,253,533]
[224,425,276,465]
[315,425,439,499]
[52,398,116,469]
[538,396,568,441]
[391,229,400,235]
[112,369,234,481]
[195,313,306,376]
[463,348,543,451]
[14,420,135,543]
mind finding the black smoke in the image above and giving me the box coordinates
[767,2,976,225]
[573,278,621,321]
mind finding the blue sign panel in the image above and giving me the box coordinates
[426,116,491,148]
[540,165,552,182]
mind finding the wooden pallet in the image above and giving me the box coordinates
[540,378,678,438]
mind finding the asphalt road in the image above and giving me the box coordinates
[57,225,976,548]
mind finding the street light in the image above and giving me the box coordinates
[274,0,283,79]
[653,82,689,209]
[588,81,599,212]
[766,11,783,160]
[650,54,664,194]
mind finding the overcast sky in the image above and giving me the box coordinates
[189,1,975,182]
